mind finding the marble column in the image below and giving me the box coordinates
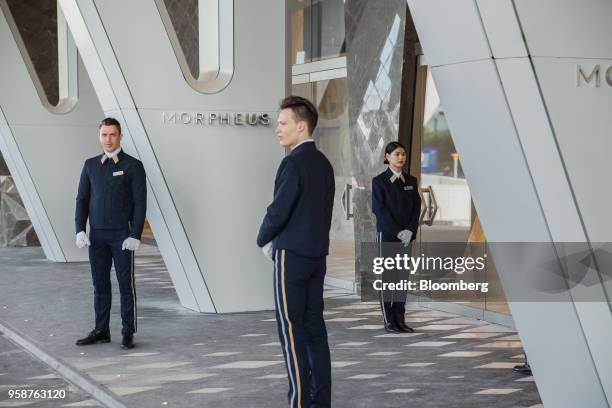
[344,0,414,285]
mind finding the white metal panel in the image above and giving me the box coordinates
[431,59,609,407]
[495,58,582,241]
[430,61,545,240]
[63,0,285,312]
[532,57,612,242]
[91,0,285,112]
[60,0,220,312]
[0,5,103,262]
[106,107,208,312]
[407,0,491,67]
[10,122,101,262]
[291,74,310,85]
[0,7,61,258]
[497,57,612,404]
[476,0,527,58]
[59,0,135,112]
[532,57,612,404]
[310,68,347,82]
[0,12,101,126]
[140,108,279,312]
[154,0,235,94]
[0,108,60,261]
[292,56,347,76]
[514,0,612,58]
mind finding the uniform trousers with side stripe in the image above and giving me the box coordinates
[88,227,137,337]
[376,233,410,327]
[274,249,332,408]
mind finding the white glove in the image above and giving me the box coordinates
[262,242,274,261]
[76,231,90,248]
[397,229,413,246]
[122,237,140,251]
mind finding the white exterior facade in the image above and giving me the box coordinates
[0,1,610,405]
[0,0,286,313]
[408,0,612,406]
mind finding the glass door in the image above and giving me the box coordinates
[410,61,510,317]
[288,0,355,291]
[292,78,356,290]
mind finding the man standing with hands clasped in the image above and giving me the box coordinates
[257,96,335,408]
[75,118,147,350]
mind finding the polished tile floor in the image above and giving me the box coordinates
[0,246,542,407]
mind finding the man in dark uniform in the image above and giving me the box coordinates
[74,117,147,350]
[257,96,335,408]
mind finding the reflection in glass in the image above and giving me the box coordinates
[421,68,471,236]
[289,0,346,64]
[356,14,402,153]
[416,68,510,315]
[292,78,355,283]
[422,72,465,179]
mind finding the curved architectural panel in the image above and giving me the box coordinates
[59,0,285,313]
[1,0,78,114]
[160,0,199,78]
[0,4,102,262]
[155,0,234,94]
[58,0,216,313]
[408,0,612,406]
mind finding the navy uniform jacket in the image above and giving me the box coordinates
[372,168,421,242]
[257,141,335,258]
[75,150,147,239]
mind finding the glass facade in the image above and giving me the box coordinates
[420,69,472,239]
[288,2,511,317]
[0,151,39,247]
[289,0,346,64]
[292,78,355,282]
[415,67,509,316]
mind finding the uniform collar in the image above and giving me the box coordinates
[290,139,315,152]
[101,147,122,164]
[386,167,405,184]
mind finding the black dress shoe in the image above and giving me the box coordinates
[76,330,110,346]
[396,322,415,333]
[120,335,135,350]
[513,362,532,375]
[384,323,401,333]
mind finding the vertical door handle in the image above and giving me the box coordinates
[419,185,438,226]
[342,183,353,220]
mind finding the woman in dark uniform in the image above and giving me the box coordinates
[372,141,421,333]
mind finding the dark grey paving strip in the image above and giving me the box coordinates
[0,319,125,408]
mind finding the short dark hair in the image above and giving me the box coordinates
[280,96,318,135]
[383,141,406,164]
[99,117,121,134]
